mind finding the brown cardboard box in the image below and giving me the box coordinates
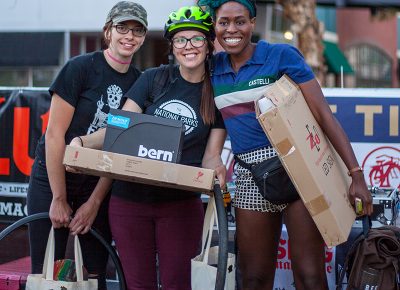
[255,75,356,247]
[63,146,215,193]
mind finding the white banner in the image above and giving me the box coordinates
[273,225,336,290]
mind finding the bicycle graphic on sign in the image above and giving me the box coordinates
[368,154,400,188]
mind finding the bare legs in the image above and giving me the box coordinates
[236,199,328,290]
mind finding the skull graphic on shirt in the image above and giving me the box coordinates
[87,84,123,134]
[107,84,123,108]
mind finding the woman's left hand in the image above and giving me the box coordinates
[348,172,373,216]
[65,137,84,173]
[69,200,100,235]
[70,136,83,147]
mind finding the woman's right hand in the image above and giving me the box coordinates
[49,198,73,228]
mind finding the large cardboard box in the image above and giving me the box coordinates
[63,146,215,193]
[255,75,356,247]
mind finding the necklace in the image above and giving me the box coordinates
[106,49,131,65]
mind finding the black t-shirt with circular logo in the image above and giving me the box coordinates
[35,51,141,185]
[112,65,225,202]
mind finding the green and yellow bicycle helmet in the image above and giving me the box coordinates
[164,6,215,40]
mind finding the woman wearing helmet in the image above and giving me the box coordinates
[199,0,373,289]
[70,6,226,290]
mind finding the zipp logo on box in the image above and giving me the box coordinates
[305,124,321,152]
[138,145,173,162]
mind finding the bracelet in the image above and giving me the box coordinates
[347,166,363,176]
[77,136,84,147]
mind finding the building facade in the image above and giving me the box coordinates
[0,0,398,88]
[0,0,196,87]
[337,8,399,88]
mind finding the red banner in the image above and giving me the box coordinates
[0,89,50,182]
[0,88,50,222]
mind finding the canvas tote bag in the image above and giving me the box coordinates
[191,196,236,290]
[26,227,98,290]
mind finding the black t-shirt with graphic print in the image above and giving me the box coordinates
[35,51,141,180]
[112,65,225,203]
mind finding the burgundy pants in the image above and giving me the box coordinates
[109,196,204,290]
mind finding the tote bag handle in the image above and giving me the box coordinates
[200,196,219,264]
[43,227,85,281]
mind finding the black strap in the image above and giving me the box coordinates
[362,215,371,237]
[144,64,178,109]
[151,65,170,102]
[234,155,253,171]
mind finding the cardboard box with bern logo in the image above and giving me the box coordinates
[255,75,356,247]
[103,109,185,163]
[63,110,215,193]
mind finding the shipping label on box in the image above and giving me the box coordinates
[255,75,356,246]
[63,146,215,193]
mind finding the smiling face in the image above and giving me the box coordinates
[105,20,146,61]
[215,1,255,58]
[172,30,209,72]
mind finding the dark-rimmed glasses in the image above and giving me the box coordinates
[114,24,146,37]
[172,36,206,49]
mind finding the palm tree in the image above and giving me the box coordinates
[276,0,325,81]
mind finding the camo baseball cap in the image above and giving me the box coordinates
[106,1,148,29]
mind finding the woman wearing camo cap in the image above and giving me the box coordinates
[27,2,148,288]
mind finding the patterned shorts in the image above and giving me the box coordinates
[233,146,288,212]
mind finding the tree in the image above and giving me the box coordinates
[276,0,326,82]
[273,0,399,84]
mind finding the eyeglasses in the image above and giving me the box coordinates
[114,24,146,37]
[172,36,206,49]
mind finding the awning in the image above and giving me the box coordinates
[323,40,354,74]
[0,32,63,66]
